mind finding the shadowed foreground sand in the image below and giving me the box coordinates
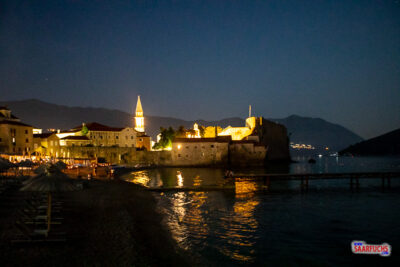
[0,179,189,266]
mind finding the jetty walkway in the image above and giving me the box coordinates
[233,172,400,190]
[147,172,400,192]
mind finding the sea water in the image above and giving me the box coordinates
[122,156,400,266]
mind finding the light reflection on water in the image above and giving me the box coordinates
[155,184,261,263]
[217,181,259,262]
[122,168,226,188]
[122,157,400,265]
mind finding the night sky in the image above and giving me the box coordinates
[1,0,399,138]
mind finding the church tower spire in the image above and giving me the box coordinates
[134,95,145,132]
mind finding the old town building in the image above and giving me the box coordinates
[0,107,33,155]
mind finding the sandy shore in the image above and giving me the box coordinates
[0,177,189,266]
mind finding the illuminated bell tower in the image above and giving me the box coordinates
[134,95,145,132]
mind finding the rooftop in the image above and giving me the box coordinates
[0,120,33,127]
[173,136,232,143]
[71,122,125,132]
[0,113,19,119]
[33,133,57,139]
[61,136,90,140]
[231,140,259,144]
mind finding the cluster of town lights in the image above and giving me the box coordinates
[290,143,315,150]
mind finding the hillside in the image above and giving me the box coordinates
[0,99,363,152]
[272,115,363,152]
[340,128,400,156]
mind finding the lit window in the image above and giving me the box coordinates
[177,144,181,149]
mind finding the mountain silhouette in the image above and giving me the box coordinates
[340,128,400,155]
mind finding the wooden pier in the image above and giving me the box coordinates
[233,172,400,191]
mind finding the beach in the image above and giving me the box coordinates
[0,177,189,266]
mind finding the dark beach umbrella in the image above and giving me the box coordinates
[54,161,67,171]
[18,159,35,168]
[20,167,79,234]
[0,158,9,171]
[18,159,36,176]
[0,158,15,173]
[34,163,51,175]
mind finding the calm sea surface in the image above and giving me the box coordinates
[122,156,400,266]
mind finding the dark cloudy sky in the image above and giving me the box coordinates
[1,0,399,138]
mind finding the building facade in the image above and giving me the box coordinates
[33,132,60,157]
[59,135,92,147]
[0,107,33,155]
[136,133,152,151]
[57,122,137,148]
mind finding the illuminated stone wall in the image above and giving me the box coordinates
[218,117,261,141]
[171,139,229,166]
[170,138,267,166]
[57,146,172,165]
[203,126,223,138]
[229,142,267,166]
[218,126,253,141]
